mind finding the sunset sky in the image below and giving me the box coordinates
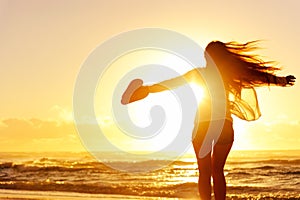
[0,0,300,152]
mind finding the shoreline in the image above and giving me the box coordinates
[0,189,181,200]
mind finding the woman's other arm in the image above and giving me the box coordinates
[246,70,296,87]
[266,74,296,86]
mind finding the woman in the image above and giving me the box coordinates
[122,41,296,199]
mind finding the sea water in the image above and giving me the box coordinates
[0,150,299,199]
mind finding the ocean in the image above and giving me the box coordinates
[0,150,299,200]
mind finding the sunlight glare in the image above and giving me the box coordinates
[189,83,205,103]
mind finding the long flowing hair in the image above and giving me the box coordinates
[205,40,280,96]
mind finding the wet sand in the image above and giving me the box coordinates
[0,189,179,200]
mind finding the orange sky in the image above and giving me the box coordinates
[0,0,300,152]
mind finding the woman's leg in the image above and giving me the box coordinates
[193,137,212,200]
[211,143,232,200]
[194,150,212,200]
[193,121,213,199]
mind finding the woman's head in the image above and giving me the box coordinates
[205,41,231,70]
[205,41,227,59]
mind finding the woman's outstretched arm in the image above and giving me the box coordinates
[122,68,204,104]
[148,68,204,93]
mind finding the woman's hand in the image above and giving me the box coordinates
[121,79,149,105]
[129,85,149,103]
[286,75,296,86]
[275,75,296,86]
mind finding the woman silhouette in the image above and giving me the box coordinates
[122,41,296,200]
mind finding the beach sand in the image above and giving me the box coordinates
[0,189,180,200]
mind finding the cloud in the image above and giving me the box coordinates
[244,120,300,150]
[0,118,85,152]
[49,105,74,122]
[0,115,116,152]
[0,118,74,139]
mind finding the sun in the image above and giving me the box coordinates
[189,83,205,103]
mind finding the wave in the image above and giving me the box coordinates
[228,159,300,165]
[0,159,197,174]
[251,165,275,170]
[0,181,197,198]
[0,161,111,173]
[2,156,298,171]
[0,156,299,199]
[281,171,300,175]
[1,159,298,178]
[0,181,299,199]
